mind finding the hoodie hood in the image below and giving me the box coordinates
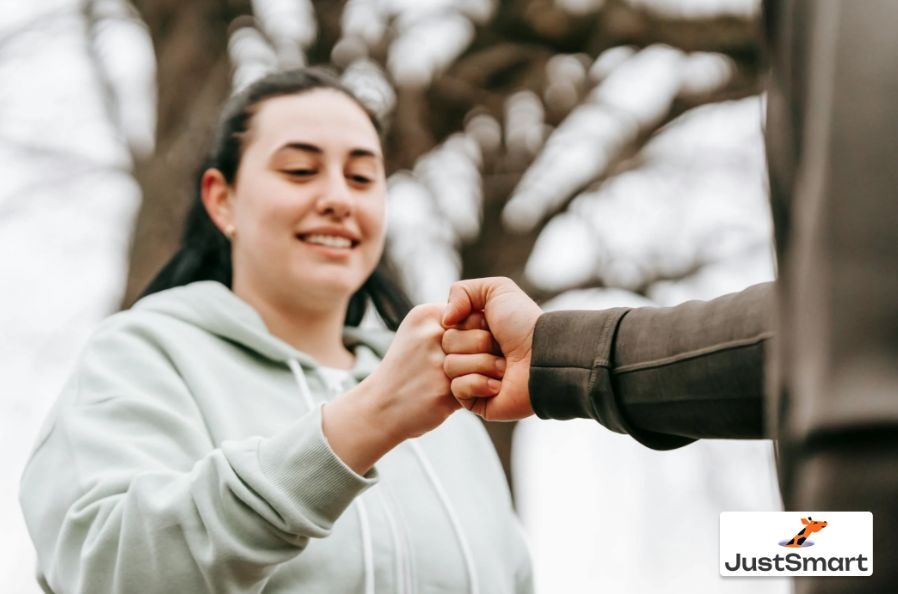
[134,281,392,380]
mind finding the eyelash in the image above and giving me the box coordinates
[283,170,373,185]
[285,169,315,179]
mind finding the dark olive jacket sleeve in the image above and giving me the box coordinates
[529,282,774,450]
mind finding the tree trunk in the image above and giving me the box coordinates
[122,0,253,307]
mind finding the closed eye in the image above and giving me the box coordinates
[284,169,316,178]
[348,174,373,185]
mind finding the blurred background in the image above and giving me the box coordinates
[1,0,790,592]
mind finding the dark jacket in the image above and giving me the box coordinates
[529,282,773,449]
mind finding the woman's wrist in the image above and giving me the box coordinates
[320,378,406,475]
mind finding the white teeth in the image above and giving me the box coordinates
[303,234,353,248]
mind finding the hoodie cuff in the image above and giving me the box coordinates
[251,405,377,533]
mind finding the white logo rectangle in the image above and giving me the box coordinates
[720,512,873,577]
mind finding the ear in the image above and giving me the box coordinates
[201,168,235,236]
[802,518,810,525]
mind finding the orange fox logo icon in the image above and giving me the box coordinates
[781,516,828,548]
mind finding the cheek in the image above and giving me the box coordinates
[236,182,305,236]
[359,199,387,252]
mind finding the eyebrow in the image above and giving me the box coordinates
[276,142,382,160]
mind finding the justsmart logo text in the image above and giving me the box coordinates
[720,512,873,577]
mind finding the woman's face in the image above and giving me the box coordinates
[211,89,387,311]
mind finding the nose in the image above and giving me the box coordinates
[316,171,353,219]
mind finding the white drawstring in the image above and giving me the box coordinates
[409,441,480,594]
[374,487,411,592]
[287,359,317,411]
[287,359,376,594]
[354,495,376,594]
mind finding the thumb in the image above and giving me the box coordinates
[443,279,490,327]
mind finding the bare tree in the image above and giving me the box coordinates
[97,0,762,487]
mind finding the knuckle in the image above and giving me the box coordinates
[479,375,494,392]
[442,354,457,376]
[477,331,493,352]
[441,328,457,349]
[450,376,468,398]
[417,303,442,319]
[428,322,445,342]
[429,349,444,368]
[450,376,461,393]
[409,303,435,323]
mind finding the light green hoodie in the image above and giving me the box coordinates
[20,281,533,594]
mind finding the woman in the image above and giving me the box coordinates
[20,68,532,593]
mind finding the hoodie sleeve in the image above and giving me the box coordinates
[19,319,376,594]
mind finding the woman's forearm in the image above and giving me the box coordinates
[321,380,407,475]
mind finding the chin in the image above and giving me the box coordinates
[297,273,367,301]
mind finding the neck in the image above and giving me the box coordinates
[234,283,355,369]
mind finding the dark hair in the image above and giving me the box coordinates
[140,67,412,330]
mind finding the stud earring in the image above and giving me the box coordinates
[224,224,236,239]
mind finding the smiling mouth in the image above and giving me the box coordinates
[297,233,358,249]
